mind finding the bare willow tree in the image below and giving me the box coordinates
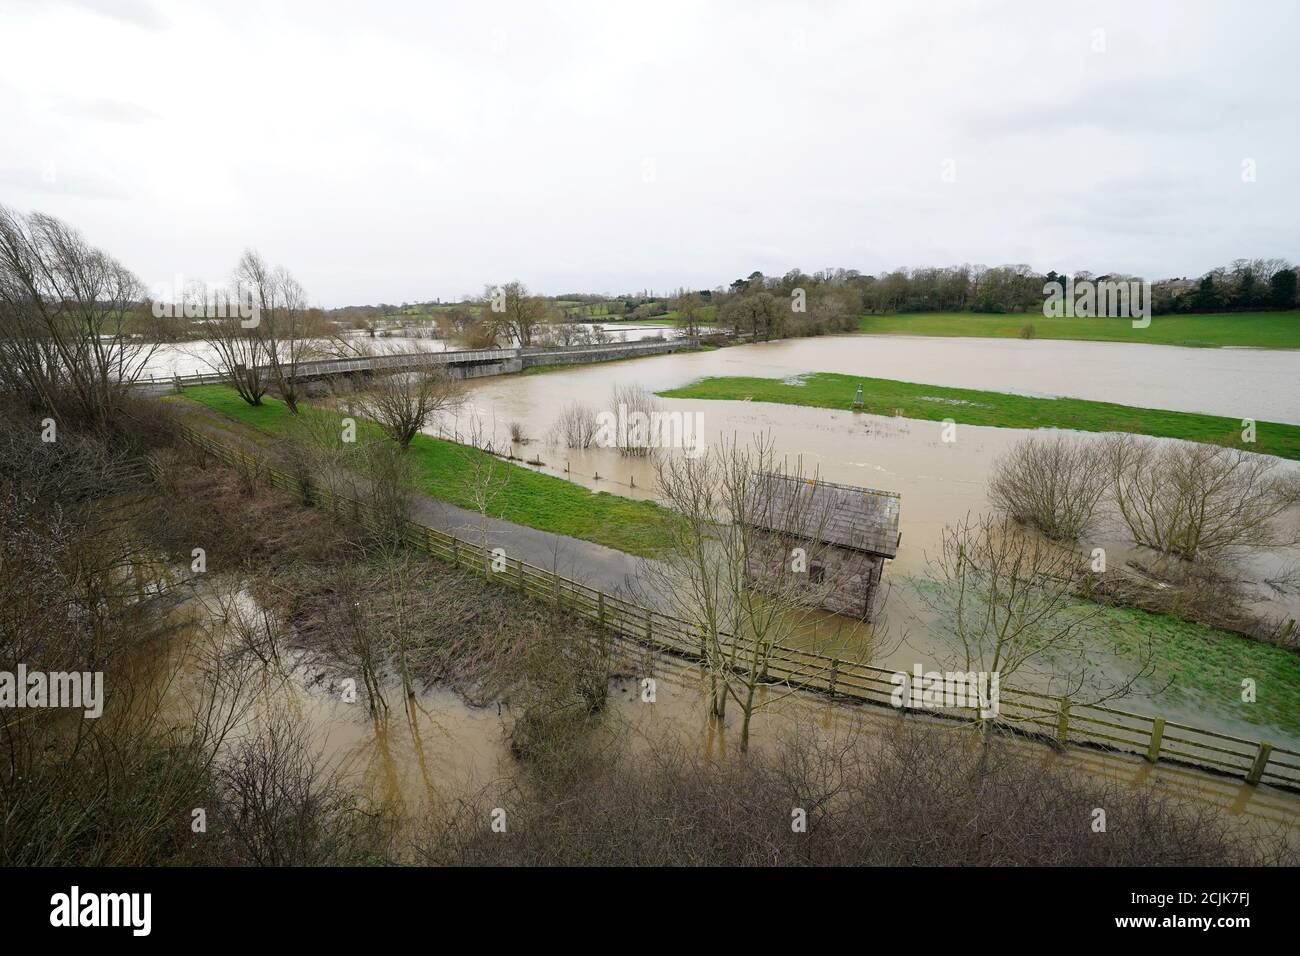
[641,434,871,753]
[198,250,313,409]
[670,287,706,339]
[482,280,550,347]
[610,383,662,458]
[987,433,1110,541]
[198,284,269,406]
[366,367,464,450]
[236,249,314,413]
[1103,435,1300,560]
[550,401,599,448]
[0,204,153,429]
[913,513,1156,715]
[456,411,512,557]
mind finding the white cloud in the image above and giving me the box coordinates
[1,0,1296,305]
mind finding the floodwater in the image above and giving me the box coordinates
[425,333,1300,744]
[156,580,1300,846]
[440,332,1300,590]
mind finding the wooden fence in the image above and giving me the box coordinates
[161,423,1300,793]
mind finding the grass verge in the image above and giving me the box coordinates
[179,384,673,556]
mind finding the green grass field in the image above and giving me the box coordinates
[663,305,719,324]
[1096,602,1300,738]
[179,385,673,556]
[659,373,1300,460]
[910,577,1300,739]
[855,310,1300,349]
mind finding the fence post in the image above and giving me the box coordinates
[828,659,840,695]
[1056,697,1071,745]
[516,560,525,592]
[1246,742,1274,786]
[645,607,653,644]
[552,571,560,606]
[598,592,605,625]
[1146,716,1165,764]
[451,539,459,568]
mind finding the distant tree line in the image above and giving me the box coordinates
[702,259,1298,320]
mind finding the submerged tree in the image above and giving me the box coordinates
[913,512,1156,719]
[1102,435,1300,561]
[987,433,1110,541]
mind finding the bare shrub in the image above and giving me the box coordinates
[357,437,414,548]
[418,725,1294,866]
[1103,435,1300,560]
[551,401,599,448]
[0,204,153,430]
[0,424,246,866]
[366,367,464,450]
[1087,553,1297,648]
[217,711,393,865]
[610,383,661,457]
[987,433,1109,541]
[509,420,528,444]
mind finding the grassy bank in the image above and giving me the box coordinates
[1098,602,1300,738]
[855,310,1300,349]
[179,384,672,556]
[659,373,1300,460]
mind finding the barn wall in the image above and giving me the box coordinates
[744,530,885,620]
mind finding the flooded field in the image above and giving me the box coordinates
[422,334,1300,744]
[162,578,1300,842]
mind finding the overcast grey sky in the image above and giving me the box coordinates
[1,0,1296,306]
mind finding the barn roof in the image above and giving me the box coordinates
[747,473,900,558]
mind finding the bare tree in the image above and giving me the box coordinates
[670,287,705,339]
[987,433,1110,541]
[482,280,549,347]
[913,513,1155,714]
[609,383,662,458]
[456,411,513,557]
[1103,435,1300,560]
[550,401,599,448]
[641,434,871,752]
[236,250,314,413]
[365,367,464,450]
[200,298,269,406]
[0,204,153,429]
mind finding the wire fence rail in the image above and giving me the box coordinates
[160,422,1300,794]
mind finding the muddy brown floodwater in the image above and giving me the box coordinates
[433,336,1300,617]
[156,580,1300,850]
[416,334,1300,746]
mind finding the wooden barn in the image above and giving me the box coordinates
[743,473,901,620]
